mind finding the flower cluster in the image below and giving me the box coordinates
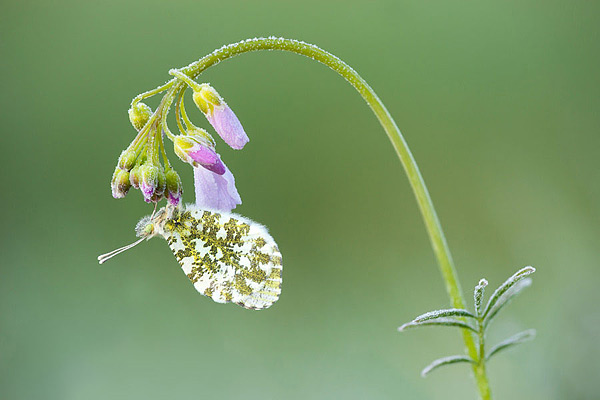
[110,71,249,212]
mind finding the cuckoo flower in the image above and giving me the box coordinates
[102,39,541,398]
[110,69,249,210]
[128,102,152,131]
[111,168,131,199]
[165,169,183,206]
[192,84,249,150]
[173,131,226,175]
[194,157,241,212]
[138,164,165,203]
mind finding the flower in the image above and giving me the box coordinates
[128,102,152,131]
[111,72,250,208]
[192,84,249,150]
[139,164,161,202]
[173,132,226,175]
[111,168,131,198]
[194,157,241,212]
[165,169,183,206]
[117,148,138,171]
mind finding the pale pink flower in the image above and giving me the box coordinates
[193,157,241,212]
[173,134,225,175]
[205,104,249,150]
[193,84,249,150]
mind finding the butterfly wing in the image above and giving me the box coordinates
[160,206,282,310]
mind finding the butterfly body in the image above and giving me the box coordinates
[138,204,282,310]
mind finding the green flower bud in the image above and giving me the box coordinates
[139,164,159,202]
[156,168,167,197]
[128,102,153,131]
[117,149,138,171]
[111,167,131,199]
[129,165,141,189]
[165,169,183,206]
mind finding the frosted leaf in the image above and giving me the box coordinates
[421,355,475,377]
[482,266,535,320]
[486,329,536,360]
[398,317,477,333]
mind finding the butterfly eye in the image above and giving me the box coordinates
[143,223,154,236]
[134,215,154,237]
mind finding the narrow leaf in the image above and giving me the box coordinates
[411,308,476,324]
[486,329,536,360]
[484,278,532,327]
[421,355,475,377]
[398,318,477,333]
[474,278,488,317]
[482,266,535,320]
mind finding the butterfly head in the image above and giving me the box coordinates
[135,206,174,238]
[135,215,157,239]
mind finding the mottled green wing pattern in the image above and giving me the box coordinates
[159,205,282,310]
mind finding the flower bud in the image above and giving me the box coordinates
[192,84,249,150]
[128,102,153,131]
[129,165,141,189]
[156,168,167,197]
[117,149,138,171]
[173,131,225,175]
[192,84,222,114]
[165,169,183,206]
[111,167,131,199]
[139,164,159,202]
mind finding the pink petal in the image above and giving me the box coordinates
[193,158,241,212]
[167,191,181,206]
[140,182,155,201]
[207,105,249,150]
[188,146,226,175]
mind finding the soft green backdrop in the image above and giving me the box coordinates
[1,1,598,399]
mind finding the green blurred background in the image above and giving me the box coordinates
[1,1,598,399]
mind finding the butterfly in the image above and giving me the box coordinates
[98,204,282,310]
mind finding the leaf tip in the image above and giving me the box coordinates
[520,266,536,276]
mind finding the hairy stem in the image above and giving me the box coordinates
[477,318,491,399]
[161,37,491,399]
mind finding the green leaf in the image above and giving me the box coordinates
[474,278,488,317]
[421,355,475,377]
[484,278,532,327]
[398,317,477,333]
[486,329,536,360]
[482,266,535,320]
[410,308,477,324]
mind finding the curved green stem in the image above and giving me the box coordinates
[157,37,491,399]
[175,88,187,134]
[132,80,174,105]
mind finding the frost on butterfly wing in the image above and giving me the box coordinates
[158,205,282,310]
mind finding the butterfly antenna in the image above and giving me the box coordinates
[97,237,145,264]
